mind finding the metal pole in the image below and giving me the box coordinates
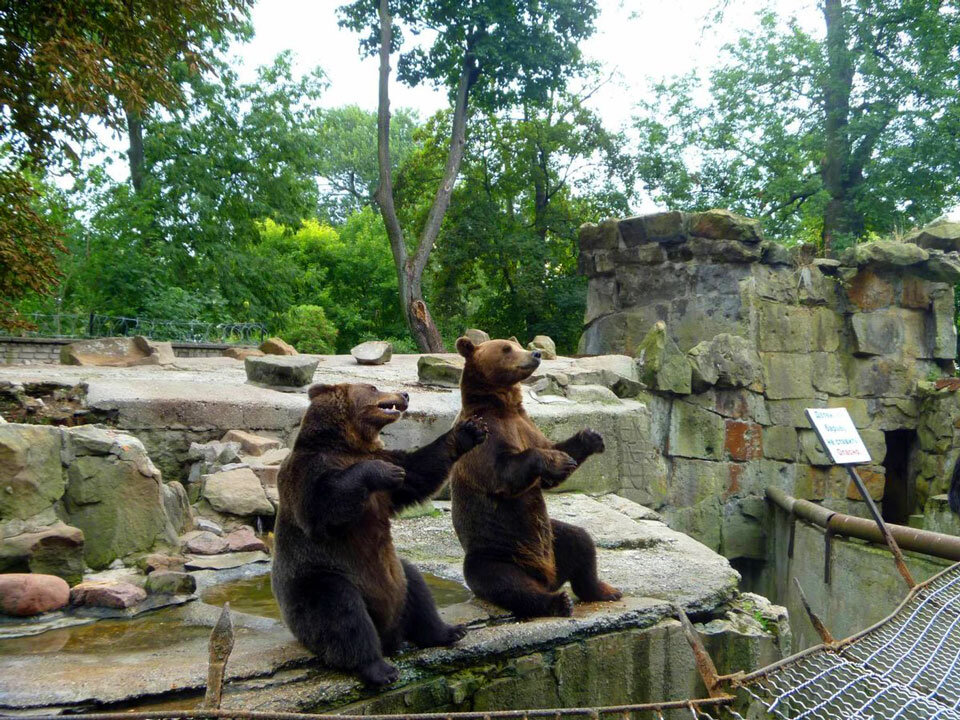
[845,465,915,588]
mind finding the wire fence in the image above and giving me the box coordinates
[1,313,267,345]
[740,561,960,719]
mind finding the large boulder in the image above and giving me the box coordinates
[690,209,763,243]
[259,337,298,355]
[61,427,170,569]
[70,580,147,609]
[245,355,318,389]
[567,355,643,398]
[222,346,264,361]
[220,430,280,456]
[527,335,558,360]
[904,220,960,252]
[634,322,691,395]
[0,573,69,616]
[0,522,85,585]
[418,355,464,387]
[351,341,393,365]
[0,424,64,522]
[687,334,763,392]
[201,467,274,517]
[59,336,174,367]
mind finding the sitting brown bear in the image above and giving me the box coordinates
[272,382,487,687]
[449,337,621,618]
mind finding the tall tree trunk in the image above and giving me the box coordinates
[126,107,145,194]
[374,0,478,352]
[820,0,862,254]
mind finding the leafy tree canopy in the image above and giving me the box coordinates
[634,1,960,251]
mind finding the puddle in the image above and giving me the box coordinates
[201,572,472,619]
[0,606,208,655]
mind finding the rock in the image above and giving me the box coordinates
[688,334,763,392]
[668,402,726,461]
[194,517,224,535]
[59,336,173,367]
[181,530,229,555]
[221,430,281,456]
[763,426,798,462]
[0,424,64,522]
[257,447,290,466]
[418,355,464,387]
[463,329,491,345]
[619,210,688,245]
[259,337,298,355]
[61,429,169,570]
[918,250,960,283]
[904,220,960,252]
[0,574,69,616]
[184,550,270,571]
[245,355,318,389]
[0,522,85,585]
[579,220,620,251]
[527,335,557,360]
[222,347,264,360]
[564,384,621,404]
[568,355,643,398]
[690,209,762,243]
[201,467,274,517]
[139,553,186,573]
[145,571,196,595]
[351,341,393,365]
[839,240,928,268]
[760,241,793,266]
[161,481,192,535]
[224,526,268,553]
[846,269,894,311]
[132,336,176,365]
[635,322,691,394]
[187,440,241,465]
[70,580,147,609]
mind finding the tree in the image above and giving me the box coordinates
[317,105,419,223]
[338,0,600,351]
[0,0,251,329]
[634,2,960,252]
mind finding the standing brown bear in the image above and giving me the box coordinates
[449,337,621,618]
[272,383,487,687]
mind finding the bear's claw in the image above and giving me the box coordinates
[548,591,574,617]
[580,428,605,455]
[359,658,400,687]
[456,416,489,453]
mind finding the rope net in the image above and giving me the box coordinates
[742,563,960,719]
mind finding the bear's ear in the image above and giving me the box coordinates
[307,383,335,400]
[455,336,476,358]
[508,336,520,345]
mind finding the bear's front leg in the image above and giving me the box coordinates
[319,460,405,533]
[552,428,605,465]
[537,447,579,490]
[497,448,573,495]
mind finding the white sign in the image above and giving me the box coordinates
[805,408,872,465]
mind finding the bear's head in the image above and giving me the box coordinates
[295,382,409,451]
[456,337,542,390]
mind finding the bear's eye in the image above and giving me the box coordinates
[502,346,511,354]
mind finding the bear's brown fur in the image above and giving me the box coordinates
[449,338,621,618]
[272,382,486,686]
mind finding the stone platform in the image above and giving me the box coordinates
[0,494,786,714]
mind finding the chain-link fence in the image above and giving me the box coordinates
[2,313,266,345]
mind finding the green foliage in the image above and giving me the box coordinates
[318,105,419,222]
[634,4,960,248]
[280,305,338,354]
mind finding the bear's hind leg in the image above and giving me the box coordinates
[399,560,466,647]
[551,520,621,602]
[278,573,398,687]
[464,554,573,618]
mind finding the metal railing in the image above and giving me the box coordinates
[1,313,266,345]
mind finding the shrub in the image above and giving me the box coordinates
[279,305,338,354]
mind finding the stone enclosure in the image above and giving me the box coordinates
[578,210,960,559]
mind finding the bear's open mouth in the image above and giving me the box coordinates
[377,398,408,416]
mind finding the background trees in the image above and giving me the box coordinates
[634,1,960,253]
[0,0,251,330]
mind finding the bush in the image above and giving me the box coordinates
[279,305,338,354]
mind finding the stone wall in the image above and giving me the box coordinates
[577,209,960,558]
[0,337,235,365]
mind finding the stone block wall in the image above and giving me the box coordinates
[578,209,960,557]
[0,337,235,365]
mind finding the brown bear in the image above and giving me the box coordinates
[272,382,487,687]
[449,337,621,618]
